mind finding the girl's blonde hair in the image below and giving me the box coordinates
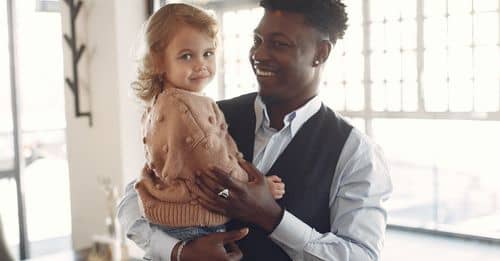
[132,3,218,102]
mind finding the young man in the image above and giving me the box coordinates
[118,0,392,260]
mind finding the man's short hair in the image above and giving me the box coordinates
[260,0,348,44]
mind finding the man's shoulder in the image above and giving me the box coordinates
[217,92,257,114]
[316,105,354,139]
[217,92,257,106]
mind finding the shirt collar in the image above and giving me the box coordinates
[254,94,322,136]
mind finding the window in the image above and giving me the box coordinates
[35,0,59,12]
[1,0,72,259]
[150,0,500,240]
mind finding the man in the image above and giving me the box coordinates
[118,0,392,260]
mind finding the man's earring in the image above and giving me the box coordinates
[314,60,320,65]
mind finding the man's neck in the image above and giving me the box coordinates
[266,95,316,130]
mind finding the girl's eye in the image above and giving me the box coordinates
[180,53,192,60]
[204,51,214,57]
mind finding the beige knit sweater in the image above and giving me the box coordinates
[135,87,248,227]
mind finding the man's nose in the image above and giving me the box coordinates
[251,44,270,64]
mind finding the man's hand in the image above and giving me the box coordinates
[172,229,248,261]
[194,160,283,233]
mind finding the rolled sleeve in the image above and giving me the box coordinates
[117,180,179,261]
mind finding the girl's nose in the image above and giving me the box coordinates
[194,64,208,73]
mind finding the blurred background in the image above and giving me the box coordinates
[0,0,499,260]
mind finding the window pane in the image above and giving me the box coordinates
[370,51,386,82]
[385,50,402,81]
[423,49,447,80]
[386,81,402,111]
[424,17,447,48]
[370,22,385,51]
[0,0,13,172]
[16,3,65,131]
[376,119,500,239]
[474,0,498,12]
[448,15,472,46]
[474,78,499,112]
[370,47,400,84]
[400,0,416,19]
[448,0,472,15]
[402,51,417,82]
[370,0,386,22]
[371,82,386,111]
[384,0,402,21]
[449,79,473,112]
[422,48,448,112]
[474,13,498,45]
[402,81,418,111]
[448,47,473,80]
[424,0,447,17]
[385,22,401,50]
[474,46,499,81]
[345,83,364,111]
[14,1,72,257]
[400,19,417,50]
[343,52,364,83]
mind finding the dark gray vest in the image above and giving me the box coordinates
[218,93,352,261]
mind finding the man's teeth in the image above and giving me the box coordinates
[256,68,276,77]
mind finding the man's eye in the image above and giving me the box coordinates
[272,41,288,48]
[253,37,262,46]
[180,53,192,60]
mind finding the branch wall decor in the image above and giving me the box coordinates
[63,0,92,126]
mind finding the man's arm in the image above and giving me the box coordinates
[117,180,179,261]
[118,178,248,261]
[269,129,392,260]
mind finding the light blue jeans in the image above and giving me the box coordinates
[159,224,226,241]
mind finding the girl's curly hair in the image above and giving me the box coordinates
[132,3,218,103]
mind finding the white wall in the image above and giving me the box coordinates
[60,0,146,251]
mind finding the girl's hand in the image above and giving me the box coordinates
[265,175,285,199]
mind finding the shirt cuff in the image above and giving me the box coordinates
[145,228,180,261]
[269,210,312,251]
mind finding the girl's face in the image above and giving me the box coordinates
[162,25,216,92]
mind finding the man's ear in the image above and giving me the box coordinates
[313,40,332,66]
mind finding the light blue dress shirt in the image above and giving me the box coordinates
[117,95,392,261]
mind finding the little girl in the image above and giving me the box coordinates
[132,3,285,241]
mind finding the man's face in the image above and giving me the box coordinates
[250,10,320,105]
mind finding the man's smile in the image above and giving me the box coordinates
[254,65,277,77]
